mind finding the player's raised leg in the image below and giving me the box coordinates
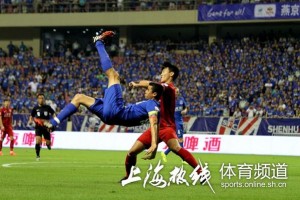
[94,30,120,88]
[50,94,98,127]
[94,30,125,121]
[37,94,102,129]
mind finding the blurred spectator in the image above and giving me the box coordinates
[246,105,256,118]
[28,78,39,94]
[256,106,264,117]
[233,107,242,118]
[7,41,15,57]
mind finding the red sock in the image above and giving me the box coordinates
[0,140,2,151]
[177,148,201,173]
[10,140,14,151]
[125,154,137,177]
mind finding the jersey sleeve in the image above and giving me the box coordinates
[146,100,159,116]
[31,107,36,117]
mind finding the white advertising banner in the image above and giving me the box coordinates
[2,131,300,156]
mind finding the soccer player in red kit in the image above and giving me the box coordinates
[0,98,16,156]
[121,62,202,181]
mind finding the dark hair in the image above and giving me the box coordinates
[149,82,164,100]
[37,93,45,98]
[162,61,179,81]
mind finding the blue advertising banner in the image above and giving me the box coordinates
[12,114,300,136]
[198,3,300,21]
[258,118,300,136]
[189,117,300,136]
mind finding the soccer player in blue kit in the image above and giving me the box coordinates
[35,31,163,158]
[161,87,188,163]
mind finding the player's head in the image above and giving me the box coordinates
[175,87,180,97]
[37,93,45,105]
[3,98,11,107]
[161,62,179,83]
[145,82,164,101]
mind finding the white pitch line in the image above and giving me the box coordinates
[2,162,47,168]
[1,162,123,168]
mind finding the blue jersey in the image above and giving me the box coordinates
[174,97,186,127]
[117,100,160,126]
[89,84,160,127]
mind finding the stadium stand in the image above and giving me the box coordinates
[0,1,297,14]
[1,31,300,118]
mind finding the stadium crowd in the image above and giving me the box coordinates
[0,0,297,14]
[1,32,300,118]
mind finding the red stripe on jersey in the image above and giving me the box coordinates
[160,82,176,129]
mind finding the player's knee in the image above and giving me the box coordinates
[170,145,181,153]
[167,140,181,152]
[107,69,120,79]
[72,93,85,104]
[35,137,42,144]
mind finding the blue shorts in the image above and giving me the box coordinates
[88,84,124,124]
[88,98,104,120]
[102,84,124,122]
[176,124,184,139]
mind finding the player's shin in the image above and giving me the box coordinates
[35,144,41,157]
[95,41,112,72]
[176,148,201,173]
[9,138,14,151]
[125,153,137,177]
[46,140,51,150]
[54,103,78,126]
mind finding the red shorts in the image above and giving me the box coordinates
[1,126,13,138]
[137,126,178,148]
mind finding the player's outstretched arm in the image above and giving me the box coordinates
[129,80,151,88]
[142,111,158,160]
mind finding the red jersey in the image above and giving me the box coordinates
[160,82,176,129]
[0,107,13,127]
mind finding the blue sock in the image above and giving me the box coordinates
[50,103,77,126]
[95,41,112,72]
[164,148,171,155]
[179,142,184,148]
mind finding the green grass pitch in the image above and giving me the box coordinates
[0,147,299,200]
